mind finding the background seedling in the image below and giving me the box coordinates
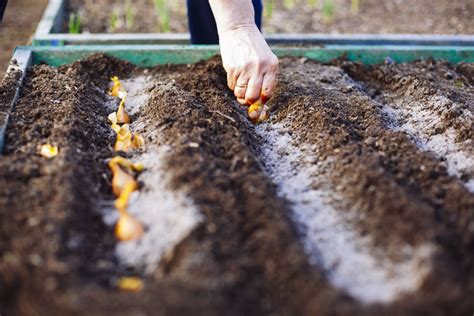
[283,0,296,10]
[351,0,360,14]
[125,0,135,30]
[68,13,81,34]
[153,0,170,32]
[307,0,319,8]
[264,0,275,19]
[109,7,121,32]
[322,0,335,24]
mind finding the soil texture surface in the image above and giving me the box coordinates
[0,0,48,77]
[65,0,474,34]
[0,54,473,316]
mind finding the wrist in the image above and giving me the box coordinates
[209,0,257,35]
[219,23,258,35]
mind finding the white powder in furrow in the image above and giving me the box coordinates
[380,94,474,193]
[103,75,154,114]
[102,77,202,274]
[120,76,155,115]
[256,122,433,304]
[115,146,202,274]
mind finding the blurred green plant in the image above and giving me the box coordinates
[125,0,135,30]
[153,0,170,32]
[321,0,335,23]
[109,7,120,32]
[307,0,319,8]
[68,13,81,34]
[351,0,360,14]
[264,0,275,19]
[283,0,296,10]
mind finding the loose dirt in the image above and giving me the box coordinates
[0,54,473,315]
[0,0,48,77]
[65,0,474,35]
[67,0,187,33]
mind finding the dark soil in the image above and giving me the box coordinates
[66,0,187,33]
[265,0,474,34]
[65,0,474,34]
[0,54,473,315]
[0,0,48,78]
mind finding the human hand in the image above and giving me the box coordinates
[219,25,279,105]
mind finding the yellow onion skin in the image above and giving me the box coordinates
[115,213,144,241]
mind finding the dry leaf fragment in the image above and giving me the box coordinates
[247,100,269,124]
[39,144,59,158]
[115,213,144,241]
[117,276,144,292]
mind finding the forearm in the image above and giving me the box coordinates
[208,0,256,33]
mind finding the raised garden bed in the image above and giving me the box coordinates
[0,45,473,315]
[33,0,474,46]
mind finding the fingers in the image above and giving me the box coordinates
[227,69,236,91]
[261,71,277,100]
[245,76,263,104]
[225,54,279,105]
[234,75,249,100]
[237,97,247,105]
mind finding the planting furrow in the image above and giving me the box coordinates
[341,60,474,192]
[268,58,474,313]
[100,76,202,274]
[0,64,115,315]
[255,121,432,304]
[141,65,360,316]
[1,54,473,315]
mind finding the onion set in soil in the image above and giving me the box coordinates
[248,99,270,123]
[107,76,146,242]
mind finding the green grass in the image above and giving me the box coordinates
[307,0,319,8]
[322,0,335,23]
[283,0,296,9]
[68,13,81,34]
[153,0,170,32]
[264,0,275,19]
[125,0,135,30]
[109,7,120,32]
[351,0,360,14]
